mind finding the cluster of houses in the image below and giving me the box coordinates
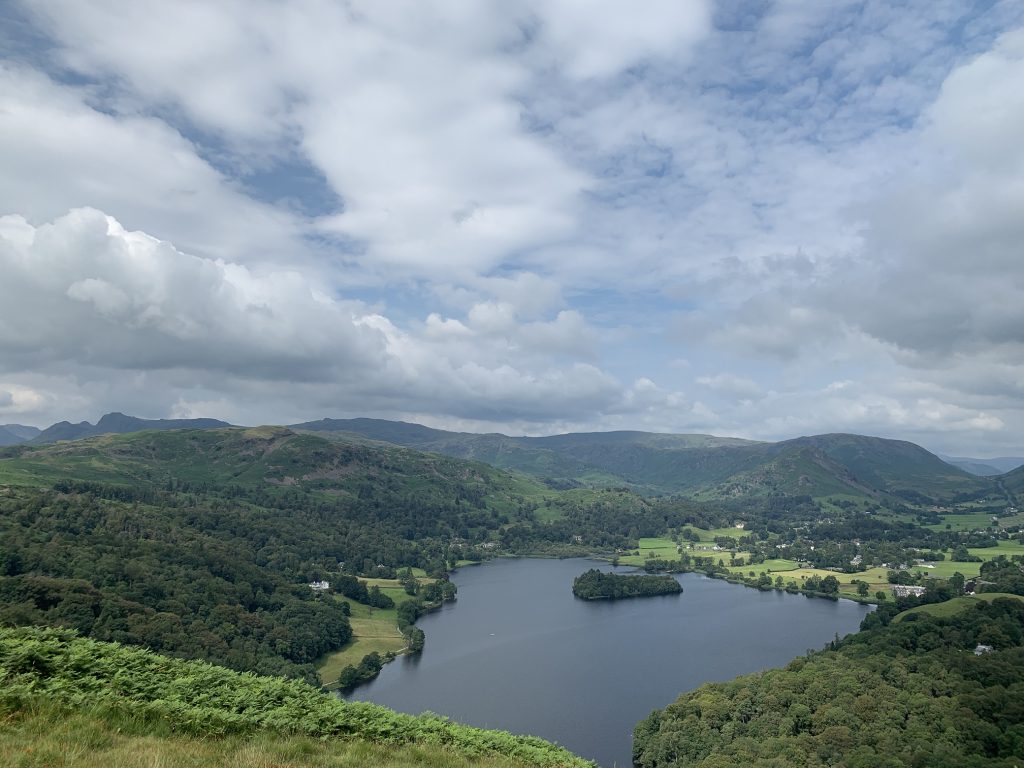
[891,584,926,598]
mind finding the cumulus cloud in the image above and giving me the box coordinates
[0,208,384,379]
[1,1,1022,456]
[20,0,705,279]
[0,64,305,266]
[0,208,650,427]
[841,30,1024,359]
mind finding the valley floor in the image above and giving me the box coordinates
[619,534,1024,601]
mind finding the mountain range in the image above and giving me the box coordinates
[3,412,1021,504]
[940,454,1024,477]
[2,412,233,445]
[0,424,40,446]
[291,418,1000,502]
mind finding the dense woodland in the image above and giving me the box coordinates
[572,569,682,600]
[0,486,353,682]
[634,572,1024,768]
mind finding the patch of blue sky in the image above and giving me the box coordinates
[241,159,342,218]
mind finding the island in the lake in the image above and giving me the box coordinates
[572,569,683,600]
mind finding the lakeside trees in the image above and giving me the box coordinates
[634,595,1024,768]
[572,569,682,600]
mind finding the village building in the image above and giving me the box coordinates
[891,585,926,598]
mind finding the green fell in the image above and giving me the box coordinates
[292,418,993,502]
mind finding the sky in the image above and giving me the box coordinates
[0,1,1022,456]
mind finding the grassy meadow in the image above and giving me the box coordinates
[317,574,441,687]
[614,530,1024,602]
[894,592,1024,622]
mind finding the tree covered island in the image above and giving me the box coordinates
[572,568,682,600]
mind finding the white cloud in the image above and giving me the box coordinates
[0,64,305,266]
[1,1,1022,456]
[526,0,712,79]
[0,208,649,427]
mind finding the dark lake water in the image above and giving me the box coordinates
[348,558,871,767]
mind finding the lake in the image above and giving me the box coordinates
[348,558,872,767]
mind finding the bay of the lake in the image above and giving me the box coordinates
[347,558,872,767]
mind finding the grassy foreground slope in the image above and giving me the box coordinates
[0,627,590,768]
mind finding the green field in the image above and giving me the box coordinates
[703,526,749,540]
[970,541,1024,558]
[894,593,1024,622]
[725,558,800,575]
[926,513,999,532]
[909,559,980,579]
[317,577,429,687]
[618,537,681,566]
[615,531,1024,602]
[779,567,892,598]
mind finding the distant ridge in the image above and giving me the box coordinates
[30,412,234,444]
[0,424,41,446]
[3,412,1003,503]
[941,454,1024,477]
[291,418,988,502]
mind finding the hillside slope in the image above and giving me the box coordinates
[701,433,990,501]
[0,428,553,681]
[945,454,1024,475]
[293,418,607,483]
[999,463,1024,501]
[294,418,990,502]
[0,626,590,768]
[634,597,1024,768]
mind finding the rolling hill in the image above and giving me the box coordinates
[0,425,548,507]
[293,418,991,503]
[1,412,998,503]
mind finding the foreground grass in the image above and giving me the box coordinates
[0,627,591,768]
[0,704,552,768]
